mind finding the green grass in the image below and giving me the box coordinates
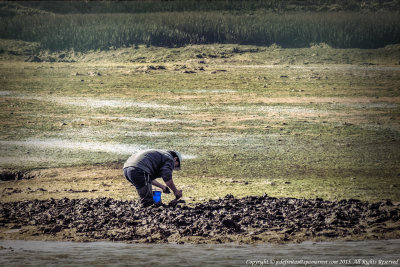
[0,41,399,202]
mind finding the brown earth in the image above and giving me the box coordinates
[1,195,399,244]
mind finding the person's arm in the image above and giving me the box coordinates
[165,179,182,199]
[159,159,181,197]
[151,179,166,190]
[151,179,171,193]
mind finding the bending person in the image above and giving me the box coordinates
[123,149,183,207]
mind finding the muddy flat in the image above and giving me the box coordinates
[1,41,400,244]
[1,195,399,244]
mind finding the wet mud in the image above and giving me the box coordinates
[1,195,399,244]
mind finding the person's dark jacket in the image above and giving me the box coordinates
[123,149,174,182]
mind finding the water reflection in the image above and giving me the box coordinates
[0,239,399,266]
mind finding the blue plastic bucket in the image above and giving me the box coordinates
[153,191,162,203]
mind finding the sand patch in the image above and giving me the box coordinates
[0,139,145,155]
[224,105,321,114]
[0,91,12,96]
[188,89,237,94]
[0,139,196,159]
[253,97,400,105]
[7,95,188,110]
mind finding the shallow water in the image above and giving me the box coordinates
[1,239,399,267]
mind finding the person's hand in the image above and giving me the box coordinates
[163,186,171,194]
[174,189,182,199]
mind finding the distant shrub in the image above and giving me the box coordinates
[11,0,400,14]
[0,11,399,51]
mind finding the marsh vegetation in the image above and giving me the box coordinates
[1,1,400,51]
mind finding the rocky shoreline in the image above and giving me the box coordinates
[1,195,399,244]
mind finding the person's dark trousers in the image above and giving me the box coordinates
[124,167,154,207]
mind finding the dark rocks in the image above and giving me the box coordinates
[0,170,34,181]
[183,70,196,74]
[222,219,241,232]
[1,195,399,243]
[25,55,75,63]
[25,56,43,62]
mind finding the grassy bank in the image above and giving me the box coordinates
[1,40,399,203]
[1,11,399,51]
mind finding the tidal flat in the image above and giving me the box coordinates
[0,40,400,242]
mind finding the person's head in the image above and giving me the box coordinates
[169,150,182,170]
